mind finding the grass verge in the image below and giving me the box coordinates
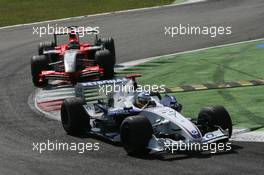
[0,0,176,27]
[121,40,264,130]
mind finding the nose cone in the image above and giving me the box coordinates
[64,62,76,73]
[152,107,203,141]
[64,50,78,73]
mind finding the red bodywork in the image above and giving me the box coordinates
[39,41,104,84]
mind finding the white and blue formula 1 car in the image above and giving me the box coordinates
[61,76,232,155]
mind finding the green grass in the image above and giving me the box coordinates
[0,0,176,27]
[175,86,264,130]
[122,40,264,130]
[126,41,264,86]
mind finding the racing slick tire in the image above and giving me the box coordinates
[197,106,232,138]
[100,38,116,64]
[120,115,153,155]
[31,55,49,87]
[38,41,55,55]
[95,49,114,79]
[61,97,91,135]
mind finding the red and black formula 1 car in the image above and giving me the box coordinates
[31,26,116,87]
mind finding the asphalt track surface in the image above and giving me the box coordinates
[0,0,264,174]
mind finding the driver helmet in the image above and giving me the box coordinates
[135,92,151,108]
[68,30,80,49]
[68,26,79,43]
[68,32,78,43]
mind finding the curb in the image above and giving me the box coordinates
[165,79,264,93]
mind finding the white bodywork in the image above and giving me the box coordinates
[64,50,79,73]
[78,78,229,152]
[113,89,228,152]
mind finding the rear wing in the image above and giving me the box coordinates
[75,78,129,103]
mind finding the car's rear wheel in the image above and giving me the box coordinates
[95,49,114,79]
[120,115,153,155]
[38,41,55,55]
[31,55,49,87]
[61,97,90,135]
[99,38,116,64]
[197,106,232,138]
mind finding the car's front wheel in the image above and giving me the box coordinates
[61,97,90,135]
[120,115,153,155]
[197,106,232,138]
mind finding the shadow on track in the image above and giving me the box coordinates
[70,131,243,161]
[128,143,243,161]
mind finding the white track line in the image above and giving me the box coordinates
[231,131,264,142]
[0,0,206,30]
[173,0,205,4]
